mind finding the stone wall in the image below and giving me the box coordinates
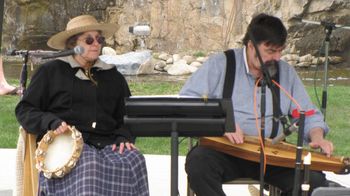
[2,0,350,66]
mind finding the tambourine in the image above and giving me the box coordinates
[35,126,83,179]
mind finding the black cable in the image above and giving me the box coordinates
[312,40,326,109]
[178,137,187,145]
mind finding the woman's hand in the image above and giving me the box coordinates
[112,142,138,154]
[54,121,69,135]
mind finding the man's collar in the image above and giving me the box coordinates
[243,46,250,74]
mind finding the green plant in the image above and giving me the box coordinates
[193,51,206,57]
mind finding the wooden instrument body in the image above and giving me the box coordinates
[199,136,350,174]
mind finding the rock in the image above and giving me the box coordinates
[166,58,173,64]
[190,61,202,67]
[312,57,324,65]
[289,44,298,54]
[3,0,350,68]
[182,55,195,64]
[329,56,344,64]
[172,54,181,62]
[281,54,299,62]
[102,47,116,55]
[99,50,152,75]
[196,57,208,63]
[154,60,167,71]
[167,60,192,75]
[296,62,312,67]
[164,64,172,72]
[188,65,198,73]
[287,60,298,66]
[136,58,158,75]
[299,54,313,63]
[158,53,170,61]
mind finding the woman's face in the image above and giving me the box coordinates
[76,31,104,62]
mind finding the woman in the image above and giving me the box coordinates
[15,15,149,196]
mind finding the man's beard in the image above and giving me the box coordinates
[264,60,278,78]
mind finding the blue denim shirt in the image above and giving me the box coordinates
[180,48,328,142]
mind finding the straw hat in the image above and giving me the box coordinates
[47,15,118,50]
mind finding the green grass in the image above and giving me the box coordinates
[1,79,350,157]
[129,81,183,95]
[0,95,20,147]
[286,86,350,156]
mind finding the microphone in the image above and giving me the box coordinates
[272,122,299,145]
[6,49,57,57]
[42,46,84,59]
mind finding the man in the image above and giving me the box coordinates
[180,13,333,196]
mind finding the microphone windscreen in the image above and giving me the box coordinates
[74,46,85,55]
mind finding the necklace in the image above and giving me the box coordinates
[83,67,97,86]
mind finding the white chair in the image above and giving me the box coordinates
[311,187,350,196]
[16,127,38,196]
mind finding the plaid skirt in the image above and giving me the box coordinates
[39,144,149,196]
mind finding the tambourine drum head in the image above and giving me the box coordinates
[44,132,75,171]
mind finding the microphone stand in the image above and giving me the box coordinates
[249,33,297,196]
[7,49,57,97]
[292,111,305,196]
[301,19,350,121]
[259,79,267,196]
[19,51,30,97]
[248,31,274,196]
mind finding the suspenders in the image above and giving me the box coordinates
[223,50,236,99]
[223,50,281,138]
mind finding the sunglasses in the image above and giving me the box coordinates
[81,36,105,45]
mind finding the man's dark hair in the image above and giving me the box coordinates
[242,13,287,47]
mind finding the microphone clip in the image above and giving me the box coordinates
[272,115,299,144]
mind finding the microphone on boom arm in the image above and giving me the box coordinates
[272,120,299,145]
[42,46,85,59]
[271,109,316,145]
[6,49,58,57]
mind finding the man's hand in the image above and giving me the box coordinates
[224,123,244,144]
[309,139,334,157]
[112,142,138,154]
[309,128,334,157]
